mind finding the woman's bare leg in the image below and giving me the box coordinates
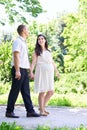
[38,92,45,113]
[38,92,49,116]
[43,91,54,112]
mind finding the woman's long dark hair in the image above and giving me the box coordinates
[35,34,48,56]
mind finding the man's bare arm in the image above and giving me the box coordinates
[14,51,21,80]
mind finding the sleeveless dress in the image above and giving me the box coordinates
[34,50,54,93]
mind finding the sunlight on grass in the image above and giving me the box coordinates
[0,92,87,107]
[48,93,87,107]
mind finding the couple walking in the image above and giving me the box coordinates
[5,24,60,118]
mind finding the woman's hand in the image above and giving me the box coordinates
[30,72,34,80]
[56,72,60,79]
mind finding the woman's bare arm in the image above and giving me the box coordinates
[30,52,37,79]
[52,60,60,78]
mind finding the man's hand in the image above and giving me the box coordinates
[15,71,21,80]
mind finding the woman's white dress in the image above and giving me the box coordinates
[34,50,54,93]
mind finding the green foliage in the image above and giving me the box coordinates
[49,97,71,106]
[79,0,87,19]
[55,71,87,95]
[60,0,87,73]
[30,124,87,130]
[0,122,87,130]
[0,41,12,82]
[61,13,87,72]
[0,122,24,130]
[0,81,10,94]
[0,0,43,24]
[36,125,50,130]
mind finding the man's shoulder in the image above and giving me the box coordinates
[13,37,21,45]
[14,37,21,42]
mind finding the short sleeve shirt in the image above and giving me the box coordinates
[12,36,30,69]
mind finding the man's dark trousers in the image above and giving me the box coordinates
[6,66,34,113]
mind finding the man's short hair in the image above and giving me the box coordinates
[17,24,26,35]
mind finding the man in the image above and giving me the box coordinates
[5,24,40,118]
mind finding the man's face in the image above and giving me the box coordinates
[23,27,29,37]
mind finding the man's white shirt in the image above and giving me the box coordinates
[12,36,30,69]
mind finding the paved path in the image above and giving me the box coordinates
[0,105,87,129]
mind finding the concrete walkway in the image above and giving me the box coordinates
[0,105,87,129]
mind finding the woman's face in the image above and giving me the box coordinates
[38,36,46,47]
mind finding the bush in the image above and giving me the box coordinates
[55,71,87,94]
[0,122,24,130]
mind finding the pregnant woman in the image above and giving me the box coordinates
[30,34,60,116]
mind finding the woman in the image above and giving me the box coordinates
[30,34,60,116]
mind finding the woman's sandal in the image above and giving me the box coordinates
[40,112,48,116]
[44,110,50,115]
[38,108,50,115]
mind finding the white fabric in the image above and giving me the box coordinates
[34,50,54,93]
[12,36,30,69]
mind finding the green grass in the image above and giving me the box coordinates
[1,92,87,107]
[0,122,87,130]
[48,93,87,107]
[35,124,87,130]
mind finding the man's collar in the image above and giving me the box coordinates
[19,36,26,42]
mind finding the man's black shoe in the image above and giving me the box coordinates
[27,111,40,117]
[5,112,19,118]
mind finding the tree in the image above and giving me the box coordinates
[61,0,87,73]
[79,0,87,19]
[0,0,43,24]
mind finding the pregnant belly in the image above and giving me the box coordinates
[38,63,54,72]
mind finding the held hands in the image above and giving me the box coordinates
[30,72,34,80]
